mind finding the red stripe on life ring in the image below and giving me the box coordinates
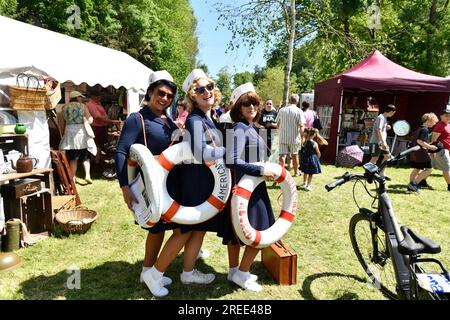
[128,159,138,167]
[207,195,225,210]
[162,201,180,222]
[157,153,175,171]
[234,186,252,200]
[280,210,295,223]
[275,168,287,184]
[250,231,261,247]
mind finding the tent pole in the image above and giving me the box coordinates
[336,89,344,163]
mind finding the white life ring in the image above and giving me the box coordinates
[231,162,297,249]
[156,141,232,225]
[128,144,162,227]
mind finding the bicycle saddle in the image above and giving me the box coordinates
[398,226,441,256]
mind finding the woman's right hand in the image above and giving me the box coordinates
[121,186,138,211]
[262,167,276,181]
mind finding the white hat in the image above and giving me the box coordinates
[230,82,256,105]
[69,91,85,99]
[182,69,207,93]
[149,70,174,86]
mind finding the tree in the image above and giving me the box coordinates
[0,0,18,16]
[256,67,298,108]
[13,0,199,84]
[215,67,232,103]
[233,71,254,87]
[215,0,297,106]
[196,62,209,75]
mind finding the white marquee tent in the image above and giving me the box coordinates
[0,15,153,169]
[0,15,152,96]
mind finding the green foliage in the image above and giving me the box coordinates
[266,0,450,91]
[215,67,232,102]
[196,62,209,75]
[12,0,198,85]
[0,0,18,16]
[233,71,254,87]
[256,67,299,107]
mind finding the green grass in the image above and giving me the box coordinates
[1,164,449,300]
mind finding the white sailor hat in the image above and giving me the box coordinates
[230,82,256,105]
[149,70,174,86]
[182,69,207,93]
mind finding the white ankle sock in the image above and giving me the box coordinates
[229,267,238,274]
[237,270,251,281]
[142,266,151,273]
[182,270,194,277]
[150,266,163,280]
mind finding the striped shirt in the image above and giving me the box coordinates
[276,104,305,144]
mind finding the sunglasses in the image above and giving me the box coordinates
[194,82,215,94]
[242,102,259,108]
[156,89,174,100]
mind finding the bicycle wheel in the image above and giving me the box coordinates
[349,213,399,299]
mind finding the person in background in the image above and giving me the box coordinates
[302,101,315,129]
[216,102,226,118]
[407,113,439,192]
[369,104,396,176]
[86,89,113,165]
[59,91,96,184]
[258,99,278,159]
[276,94,305,177]
[218,102,233,132]
[173,98,189,128]
[300,127,327,191]
[431,106,450,192]
[218,82,277,292]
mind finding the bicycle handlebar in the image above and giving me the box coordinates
[325,146,421,192]
[399,145,421,158]
[325,178,346,192]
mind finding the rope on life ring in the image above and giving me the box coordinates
[231,162,297,249]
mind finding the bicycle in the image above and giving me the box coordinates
[325,146,450,300]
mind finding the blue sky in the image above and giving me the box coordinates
[190,0,267,80]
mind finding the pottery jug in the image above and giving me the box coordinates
[10,155,38,173]
[14,123,26,134]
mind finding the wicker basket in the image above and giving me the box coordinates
[8,85,47,110]
[55,206,98,234]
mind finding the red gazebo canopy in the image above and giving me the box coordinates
[317,50,450,92]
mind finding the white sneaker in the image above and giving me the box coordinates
[196,249,210,260]
[140,271,172,286]
[227,270,258,282]
[305,185,312,191]
[231,271,262,292]
[180,269,215,284]
[142,270,169,297]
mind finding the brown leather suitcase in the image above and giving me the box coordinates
[261,240,297,285]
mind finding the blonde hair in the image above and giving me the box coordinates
[185,77,222,112]
[421,112,438,124]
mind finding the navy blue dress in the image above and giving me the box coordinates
[115,106,181,233]
[178,107,226,233]
[218,120,275,245]
[300,140,321,174]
